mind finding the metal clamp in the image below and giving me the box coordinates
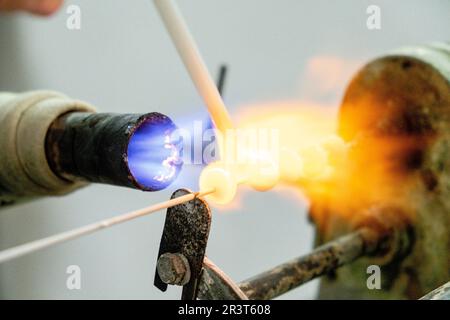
[154,188,212,300]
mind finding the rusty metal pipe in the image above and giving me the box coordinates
[238,228,380,300]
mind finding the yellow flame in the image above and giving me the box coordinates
[199,56,362,207]
[199,101,347,205]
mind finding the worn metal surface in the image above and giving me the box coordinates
[238,228,379,300]
[46,111,179,191]
[154,188,211,300]
[197,257,248,300]
[420,280,450,300]
[156,252,191,286]
[313,43,450,299]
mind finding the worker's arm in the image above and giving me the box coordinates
[0,0,62,16]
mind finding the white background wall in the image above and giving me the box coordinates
[0,0,448,299]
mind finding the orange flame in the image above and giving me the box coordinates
[199,56,372,210]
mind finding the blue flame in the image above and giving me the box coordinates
[164,113,222,191]
[127,118,182,190]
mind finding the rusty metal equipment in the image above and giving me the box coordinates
[154,194,445,300]
[153,191,412,300]
[154,43,450,300]
[238,227,381,300]
[154,188,212,300]
[312,43,450,299]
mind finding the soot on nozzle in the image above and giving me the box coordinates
[46,112,182,191]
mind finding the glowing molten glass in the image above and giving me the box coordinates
[199,162,238,205]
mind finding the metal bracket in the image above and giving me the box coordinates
[154,188,212,300]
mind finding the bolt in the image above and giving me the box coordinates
[157,252,191,286]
